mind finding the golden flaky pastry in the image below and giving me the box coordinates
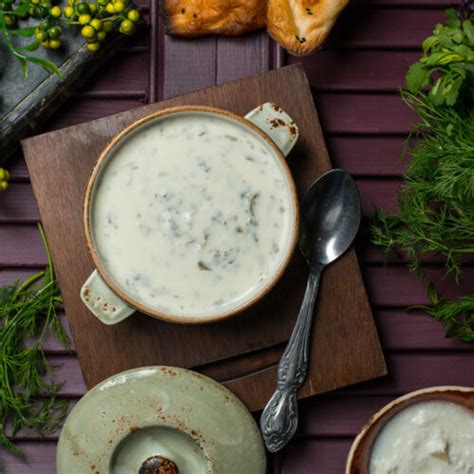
[161,0,266,37]
[266,0,349,55]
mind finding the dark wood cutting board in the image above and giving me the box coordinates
[22,64,387,412]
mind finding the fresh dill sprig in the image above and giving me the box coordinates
[371,95,474,281]
[410,283,474,343]
[0,224,70,458]
[370,3,474,342]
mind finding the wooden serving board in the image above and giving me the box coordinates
[22,64,387,412]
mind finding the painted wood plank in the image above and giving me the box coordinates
[299,395,395,436]
[0,177,400,226]
[0,225,45,266]
[9,135,410,181]
[16,388,474,441]
[5,152,28,180]
[78,52,149,96]
[162,36,216,98]
[0,442,58,474]
[37,306,471,354]
[344,352,474,395]
[327,136,407,175]
[374,309,472,350]
[40,94,416,134]
[0,184,39,223]
[328,8,445,49]
[290,51,418,91]
[24,350,474,398]
[36,306,470,353]
[44,99,144,131]
[2,261,472,309]
[315,94,417,134]
[281,438,352,473]
[354,0,451,4]
[364,265,473,307]
[216,32,270,84]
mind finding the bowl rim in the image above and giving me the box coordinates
[83,104,299,324]
[345,385,474,474]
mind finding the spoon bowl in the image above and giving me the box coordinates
[299,169,361,266]
[261,169,361,453]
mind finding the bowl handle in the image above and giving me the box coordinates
[245,103,299,157]
[80,270,134,325]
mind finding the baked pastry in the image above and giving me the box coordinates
[161,0,266,37]
[266,0,349,55]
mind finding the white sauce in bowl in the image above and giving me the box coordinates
[369,400,474,474]
[90,111,295,319]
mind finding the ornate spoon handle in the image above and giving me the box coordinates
[260,264,323,452]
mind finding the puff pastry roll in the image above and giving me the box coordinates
[266,0,349,55]
[162,0,266,37]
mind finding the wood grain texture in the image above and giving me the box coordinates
[41,93,418,134]
[216,32,270,84]
[327,7,446,49]
[162,35,216,98]
[289,51,419,91]
[22,65,386,412]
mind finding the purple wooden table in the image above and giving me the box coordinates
[2,0,473,472]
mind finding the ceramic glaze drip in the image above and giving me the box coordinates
[91,112,294,318]
[110,426,209,474]
[369,401,474,474]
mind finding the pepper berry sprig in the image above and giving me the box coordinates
[0,0,141,78]
[0,168,11,192]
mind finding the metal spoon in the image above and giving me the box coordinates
[260,168,361,453]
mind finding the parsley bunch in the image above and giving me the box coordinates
[371,3,474,342]
[406,4,474,107]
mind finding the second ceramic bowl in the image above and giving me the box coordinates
[346,386,474,474]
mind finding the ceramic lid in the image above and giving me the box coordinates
[57,366,266,473]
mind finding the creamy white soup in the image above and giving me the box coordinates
[369,400,474,474]
[90,112,295,319]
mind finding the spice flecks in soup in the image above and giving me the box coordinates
[91,112,294,318]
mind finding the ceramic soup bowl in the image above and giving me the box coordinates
[81,103,299,325]
[346,386,474,474]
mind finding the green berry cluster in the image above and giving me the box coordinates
[3,0,140,53]
[0,168,10,192]
[67,0,141,52]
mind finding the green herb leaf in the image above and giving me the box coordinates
[9,26,36,37]
[13,0,30,16]
[406,63,430,93]
[24,55,63,79]
[463,19,474,44]
[427,282,439,305]
[20,39,40,52]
